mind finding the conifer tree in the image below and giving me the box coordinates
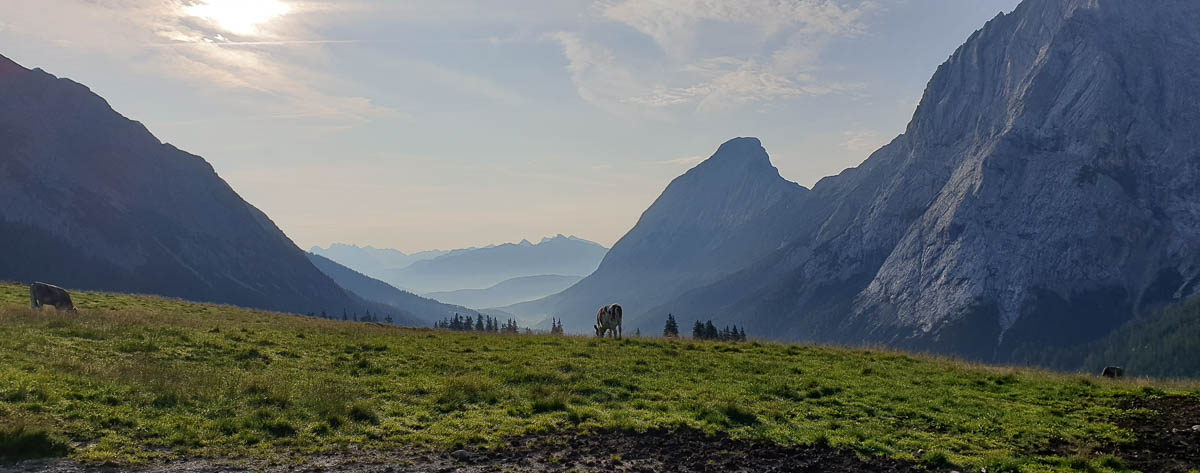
[705,320,718,340]
[475,316,485,331]
[693,321,705,339]
[664,314,679,338]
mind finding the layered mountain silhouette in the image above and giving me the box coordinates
[518,0,1200,362]
[425,274,582,310]
[309,243,447,286]
[0,54,421,323]
[306,253,475,323]
[367,235,607,294]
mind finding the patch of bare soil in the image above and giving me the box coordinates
[4,429,946,473]
[1113,396,1200,473]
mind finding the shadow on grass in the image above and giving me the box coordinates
[0,424,69,462]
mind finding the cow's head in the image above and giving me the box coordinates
[594,324,602,337]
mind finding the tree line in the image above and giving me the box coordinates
[308,310,394,325]
[433,313,522,334]
[661,313,746,341]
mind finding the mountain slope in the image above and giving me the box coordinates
[505,138,809,331]
[0,54,380,317]
[306,253,472,323]
[424,274,582,310]
[1016,295,1200,378]
[646,0,1200,361]
[378,235,607,293]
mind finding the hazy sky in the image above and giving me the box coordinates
[0,0,1020,253]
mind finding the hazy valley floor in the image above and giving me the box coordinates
[1,284,1199,473]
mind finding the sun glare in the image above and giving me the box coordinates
[185,0,291,36]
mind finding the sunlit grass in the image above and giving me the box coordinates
[0,283,1196,471]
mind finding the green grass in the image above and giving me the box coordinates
[0,283,1196,471]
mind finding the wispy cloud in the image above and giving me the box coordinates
[549,0,877,115]
[548,31,651,117]
[600,0,874,58]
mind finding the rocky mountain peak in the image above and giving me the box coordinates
[686,137,778,178]
[507,137,810,332]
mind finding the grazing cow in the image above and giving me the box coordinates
[1101,366,1124,379]
[30,282,76,312]
[594,304,622,339]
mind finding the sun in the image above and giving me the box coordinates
[185,0,291,36]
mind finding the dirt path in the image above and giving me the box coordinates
[5,429,944,473]
[1112,396,1200,473]
[8,400,1200,473]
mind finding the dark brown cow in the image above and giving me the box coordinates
[1101,366,1124,379]
[594,304,622,339]
[30,282,76,312]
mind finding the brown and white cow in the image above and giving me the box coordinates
[30,282,77,312]
[594,304,622,339]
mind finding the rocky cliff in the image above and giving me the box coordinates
[645,0,1200,360]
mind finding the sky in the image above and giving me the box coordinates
[0,0,1021,253]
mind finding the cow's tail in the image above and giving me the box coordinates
[29,283,37,309]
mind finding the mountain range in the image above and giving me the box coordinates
[307,244,448,283]
[509,0,1200,362]
[314,235,607,299]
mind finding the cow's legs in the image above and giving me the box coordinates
[617,324,622,339]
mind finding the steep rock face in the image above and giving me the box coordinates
[856,0,1200,358]
[656,0,1200,360]
[0,55,379,316]
[507,138,808,331]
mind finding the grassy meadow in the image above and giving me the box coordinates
[0,283,1197,471]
